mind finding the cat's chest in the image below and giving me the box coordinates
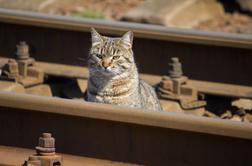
[88,85,141,107]
[87,74,141,107]
[90,94,142,108]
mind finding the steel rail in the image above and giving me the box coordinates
[1,57,252,98]
[0,91,252,140]
[34,60,252,99]
[0,8,251,49]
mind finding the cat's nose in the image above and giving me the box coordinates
[102,59,111,69]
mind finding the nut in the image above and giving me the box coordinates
[169,57,183,78]
[38,133,55,148]
[35,133,56,156]
[16,41,30,60]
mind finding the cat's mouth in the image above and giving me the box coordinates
[100,67,117,76]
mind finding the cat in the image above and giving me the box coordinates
[86,28,162,111]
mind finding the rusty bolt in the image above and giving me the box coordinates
[168,57,183,78]
[35,133,55,156]
[16,41,30,60]
[38,133,55,148]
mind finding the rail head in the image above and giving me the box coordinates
[0,8,251,49]
[0,91,252,140]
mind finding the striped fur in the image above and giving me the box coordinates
[86,28,162,111]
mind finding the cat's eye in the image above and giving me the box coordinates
[96,54,102,59]
[113,55,120,60]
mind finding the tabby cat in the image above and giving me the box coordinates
[86,28,162,111]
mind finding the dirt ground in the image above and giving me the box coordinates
[0,0,144,20]
[53,0,145,20]
[196,12,252,34]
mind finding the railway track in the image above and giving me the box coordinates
[0,8,252,166]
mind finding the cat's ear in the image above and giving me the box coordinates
[91,28,102,46]
[120,31,133,49]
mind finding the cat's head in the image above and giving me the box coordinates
[88,28,134,77]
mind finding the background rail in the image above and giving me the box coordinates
[0,9,251,85]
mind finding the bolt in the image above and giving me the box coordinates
[42,133,52,138]
[168,57,183,78]
[36,133,55,156]
[16,41,30,60]
[38,132,54,148]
